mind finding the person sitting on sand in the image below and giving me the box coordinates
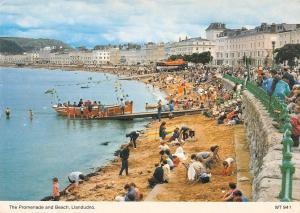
[124,183,136,201]
[159,141,170,152]
[174,143,187,161]
[161,154,174,170]
[162,160,171,183]
[148,163,164,188]
[115,183,136,201]
[130,182,142,201]
[233,190,249,202]
[52,177,60,201]
[65,171,85,194]
[222,182,238,201]
[159,121,168,140]
[222,157,235,176]
[165,149,173,160]
[168,127,180,142]
[172,155,180,167]
[217,112,227,124]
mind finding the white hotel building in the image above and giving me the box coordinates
[165,37,215,58]
[92,49,110,65]
[278,27,300,46]
[209,23,300,67]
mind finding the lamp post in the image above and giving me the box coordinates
[272,41,276,69]
[209,47,212,71]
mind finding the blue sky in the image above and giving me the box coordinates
[0,0,300,48]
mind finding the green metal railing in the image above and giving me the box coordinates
[223,74,286,130]
[223,74,295,201]
[223,74,244,85]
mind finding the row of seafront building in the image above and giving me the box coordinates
[1,22,300,67]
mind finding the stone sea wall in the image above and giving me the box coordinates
[222,78,287,201]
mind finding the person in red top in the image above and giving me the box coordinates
[52,177,60,201]
[222,182,238,201]
[290,114,300,147]
[172,155,180,167]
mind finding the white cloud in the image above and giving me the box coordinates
[0,0,300,46]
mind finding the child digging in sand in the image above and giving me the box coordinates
[222,157,235,176]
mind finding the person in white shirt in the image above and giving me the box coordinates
[174,143,187,161]
[190,154,206,175]
[65,171,85,194]
[162,160,171,183]
[159,142,170,152]
[222,157,235,176]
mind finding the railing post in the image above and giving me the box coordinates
[280,125,295,201]
[279,103,289,133]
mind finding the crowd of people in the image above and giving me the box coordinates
[113,68,249,202]
[112,69,249,202]
[47,66,250,202]
[226,66,300,147]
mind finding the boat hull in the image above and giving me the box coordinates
[52,102,133,118]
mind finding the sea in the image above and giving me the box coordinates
[0,67,165,200]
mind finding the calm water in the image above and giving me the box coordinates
[0,67,165,200]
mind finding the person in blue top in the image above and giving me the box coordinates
[168,99,174,113]
[233,190,249,202]
[272,75,291,101]
[262,70,277,94]
[124,184,136,201]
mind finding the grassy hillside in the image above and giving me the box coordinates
[0,37,72,53]
[0,39,24,54]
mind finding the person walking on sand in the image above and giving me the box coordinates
[119,144,130,176]
[52,177,60,201]
[157,99,162,122]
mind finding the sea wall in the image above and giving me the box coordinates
[222,78,284,201]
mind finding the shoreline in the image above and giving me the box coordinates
[1,65,162,201]
[27,66,164,200]
[58,72,251,201]
[0,64,158,79]
[1,65,252,201]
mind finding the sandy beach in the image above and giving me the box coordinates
[57,71,252,202]
[61,115,249,201]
